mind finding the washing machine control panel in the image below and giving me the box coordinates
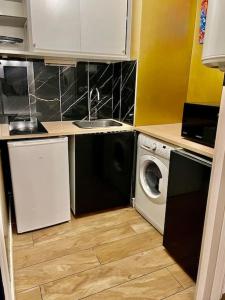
[139,134,176,160]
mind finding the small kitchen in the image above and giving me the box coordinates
[0,0,224,300]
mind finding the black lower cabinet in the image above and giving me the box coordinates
[163,150,212,281]
[75,132,135,215]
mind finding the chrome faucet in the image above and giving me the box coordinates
[89,88,100,121]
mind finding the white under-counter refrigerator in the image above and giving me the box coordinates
[7,137,71,233]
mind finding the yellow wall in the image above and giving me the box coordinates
[131,0,142,59]
[134,0,196,126]
[187,0,224,104]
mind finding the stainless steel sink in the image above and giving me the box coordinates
[73,119,123,129]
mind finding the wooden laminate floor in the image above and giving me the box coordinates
[13,208,195,300]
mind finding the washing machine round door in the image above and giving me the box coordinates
[139,155,168,204]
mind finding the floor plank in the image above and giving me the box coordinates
[16,287,42,300]
[33,208,138,245]
[167,264,194,289]
[14,223,136,270]
[164,287,195,300]
[82,269,182,300]
[129,215,154,234]
[13,231,33,250]
[15,249,99,293]
[41,246,174,300]
[95,228,162,264]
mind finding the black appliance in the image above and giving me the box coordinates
[181,103,219,147]
[8,116,48,135]
[74,131,135,215]
[163,149,212,281]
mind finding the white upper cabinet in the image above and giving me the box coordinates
[80,0,128,56]
[28,0,81,52]
[26,0,130,58]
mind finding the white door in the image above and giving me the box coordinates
[28,0,81,52]
[80,0,128,55]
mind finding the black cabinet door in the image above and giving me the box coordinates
[163,150,212,281]
[75,132,134,215]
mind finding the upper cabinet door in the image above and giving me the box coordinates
[80,0,128,55]
[28,0,81,52]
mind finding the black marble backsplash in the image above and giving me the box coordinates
[0,59,136,125]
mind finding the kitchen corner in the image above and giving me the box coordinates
[0,0,225,299]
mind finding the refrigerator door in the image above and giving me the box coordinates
[163,150,212,281]
[8,137,70,233]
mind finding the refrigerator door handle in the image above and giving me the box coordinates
[8,137,68,147]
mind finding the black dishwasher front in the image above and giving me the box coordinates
[163,149,212,281]
[75,132,135,215]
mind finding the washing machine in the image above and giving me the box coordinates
[135,134,178,234]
